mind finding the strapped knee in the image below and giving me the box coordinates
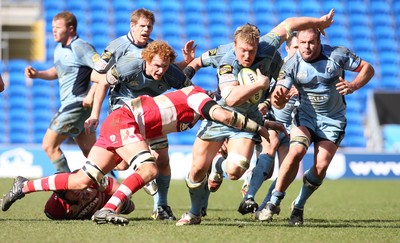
[82,160,106,185]
[227,153,250,170]
[303,174,321,191]
[129,151,156,171]
[290,135,310,150]
[185,173,207,190]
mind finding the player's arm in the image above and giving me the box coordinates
[201,100,288,142]
[336,60,375,95]
[221,68,269,107]
[84,71,110,134]
[25,66,58,80]
[271,9,335,43]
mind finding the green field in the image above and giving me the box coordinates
[0,178,399,243]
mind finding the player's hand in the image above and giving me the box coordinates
[258,102,268,115]
[272,87,290,108]
[255,68,270,89]
[182,40,197,64]
[336,76,354,95]
[84,116,99,135]
[264,120,289,138]
[318,8,335,36]
[25,66,38,78]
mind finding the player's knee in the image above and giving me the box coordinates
[128,151,156,171]
[82,160,106,186]
[290,135,310,151]
[226,153,249,180]
[185,173,207,189]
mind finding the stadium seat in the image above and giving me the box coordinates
[184,11,205,26]
[183,0,205,13]
[370,1,391,15]
[298,0,322,17]
[8,59,29,73]
[89,0,110,12]
[135,0,157,11]
[43,0,65,11]
[253,0,274,15]
[346,0,368,14]
[159,0,181,13]
[66,0,88,12]
[230,0,251,14]
[322,0,345,14]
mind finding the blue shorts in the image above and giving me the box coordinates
[293,110,345,145]
[196,119,261,143]
[50,102,93,137]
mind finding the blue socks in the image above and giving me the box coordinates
[294,169,323,209]
[246,153,274,199]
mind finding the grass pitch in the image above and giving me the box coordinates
[0,178,399,243]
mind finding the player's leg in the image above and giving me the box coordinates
[258,126,310,222]
[42,129,70,172]
[150,138,176,220]
[289,140,337,225]
[176,138,222,226]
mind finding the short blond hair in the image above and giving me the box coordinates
[141,40,177,64]
[234,24,260,45]
[130,8,155,25]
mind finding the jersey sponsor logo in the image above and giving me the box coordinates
[120,127,141,145]
[208,48,217,56]
[219,65,233,75]
[101,51,112,62]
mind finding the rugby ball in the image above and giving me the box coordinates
[238,68,262,104]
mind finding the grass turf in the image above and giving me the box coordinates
[0,178,399,243]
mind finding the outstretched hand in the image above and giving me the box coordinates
[182,40,197,64]
[318,8,335,36]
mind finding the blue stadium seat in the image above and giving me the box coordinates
[184,11,205,26]
[186,24,207,40]
[161,10,182,26]
[253,0,274,15]
[276,1,298,16]
[370,1,391,14]
[322,0,345,14]
[66,0,88,12]
[382,124,400,151]
[112,0,134,12]
[183,0,205,13]
[206,1,228,14]
[90,9,110,24]
[298,0,322,17]
[43,0,65,11]
[346,0,368,14]
[89,0,110,12]
[135,0,157,11]
[208,11,230,26]
[8,59,29,73]
[159,0,181,13]
[230,0,251,14]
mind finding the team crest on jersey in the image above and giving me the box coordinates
[219,65,233,75]
[109,134,117,144]
[208,48,217,56]
[178,123,190,132]
[101,51,112,62]
[326,65,333,73]
[297,71,307,81]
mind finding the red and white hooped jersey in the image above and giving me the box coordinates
[125,85,213,138]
